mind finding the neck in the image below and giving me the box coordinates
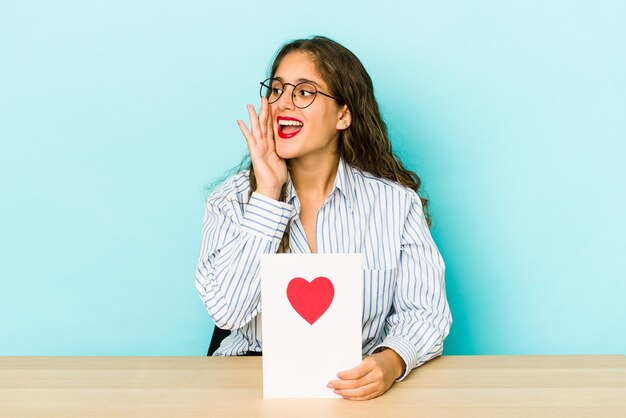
[289,152,340,200]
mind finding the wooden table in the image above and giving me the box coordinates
[1,355,624,417]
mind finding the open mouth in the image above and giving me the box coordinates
[277,116,304,139]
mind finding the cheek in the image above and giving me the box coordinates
[320,110,341,135]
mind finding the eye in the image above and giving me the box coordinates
[271,87,283,95]
[296,84,316,97]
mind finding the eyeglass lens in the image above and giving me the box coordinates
[260,79,318,108]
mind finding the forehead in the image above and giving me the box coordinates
[274,51,326,86]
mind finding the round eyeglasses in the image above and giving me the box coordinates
[259,78,342,109]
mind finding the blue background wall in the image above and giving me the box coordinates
[1,1,624,356]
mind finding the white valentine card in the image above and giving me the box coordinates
[260,253,362,399]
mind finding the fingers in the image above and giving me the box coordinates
[237,120,256,152]
[328,358,376,391]
[336,357,375,380]
[247,104,262,140]
[259,97,268,139]
[328,357,391,400]
[334,381,381,401]
[265,100,276,153]
[328,374,371,391]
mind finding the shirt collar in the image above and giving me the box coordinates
[285,156,355,211]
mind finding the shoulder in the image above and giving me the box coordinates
[206,170,251,211]
[349,165,423,211]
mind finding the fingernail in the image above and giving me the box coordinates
[326,383,333,388]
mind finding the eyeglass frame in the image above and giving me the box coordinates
[259,77,343,109]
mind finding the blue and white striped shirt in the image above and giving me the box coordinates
[195,157,452,380]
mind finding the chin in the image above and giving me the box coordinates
[275,144,301,160]
[276,151,299,160]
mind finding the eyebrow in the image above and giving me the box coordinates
[275,76,323,88]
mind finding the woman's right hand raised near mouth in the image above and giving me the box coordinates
[237,97,288,201]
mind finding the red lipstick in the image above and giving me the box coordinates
[277,116,304,139]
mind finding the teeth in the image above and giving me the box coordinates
[278,119,303,126]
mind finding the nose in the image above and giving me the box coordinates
[275,85,295,110]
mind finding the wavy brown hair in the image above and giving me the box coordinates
[248,36,431,251]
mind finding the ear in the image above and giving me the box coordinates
[336,105,352,131]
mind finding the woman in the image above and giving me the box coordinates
[196,36,452,400]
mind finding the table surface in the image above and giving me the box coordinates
[1,355,625,418]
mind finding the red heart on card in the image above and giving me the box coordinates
[286,277,335,325]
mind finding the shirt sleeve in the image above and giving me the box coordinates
[371,195,453,381]
[195,180,296,330]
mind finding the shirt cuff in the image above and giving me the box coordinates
[241,192,295,244]
[372,335,420,382]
